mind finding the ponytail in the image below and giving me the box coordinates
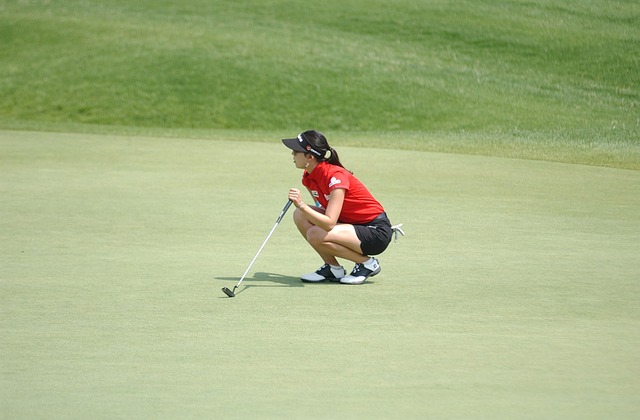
[326,147,353,174]
[302,130,353,173]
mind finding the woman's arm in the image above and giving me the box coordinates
[288,188,345,231]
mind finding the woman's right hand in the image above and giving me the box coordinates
[288,188,304,208]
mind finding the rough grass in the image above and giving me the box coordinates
[0,0,638,168]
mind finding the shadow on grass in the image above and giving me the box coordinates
[216,272,302,296]
[216,271,366,296]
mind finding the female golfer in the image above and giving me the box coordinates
[282,130,393,284]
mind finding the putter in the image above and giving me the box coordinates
[222,200,293,297]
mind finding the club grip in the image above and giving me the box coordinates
[276,200,294,223]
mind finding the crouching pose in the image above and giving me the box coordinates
[282,130,395,284]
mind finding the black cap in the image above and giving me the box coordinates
[281,133,324,159]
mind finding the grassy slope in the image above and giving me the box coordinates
[0,0,638,168]
[1,131,639,418]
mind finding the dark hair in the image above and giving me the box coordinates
[301,130,350,172]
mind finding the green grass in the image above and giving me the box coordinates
[1,0,638,168]
[1,1,640,416]
[1,130,639,418]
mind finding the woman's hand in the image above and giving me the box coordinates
[288,188,304,208]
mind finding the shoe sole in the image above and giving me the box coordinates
[300,276,345,283]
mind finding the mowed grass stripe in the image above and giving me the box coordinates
[1,1,637,138]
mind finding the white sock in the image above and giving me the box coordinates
[330,264,344,274]
[363,258,378,270]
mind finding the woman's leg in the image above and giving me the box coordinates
[293,207,367,265]
[307,224,368,264]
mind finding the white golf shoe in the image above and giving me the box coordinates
[340,259,381,285]
[301,264,346,282]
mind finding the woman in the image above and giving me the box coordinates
[282,130,393,285]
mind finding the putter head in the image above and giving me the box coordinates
[221,287,235,298]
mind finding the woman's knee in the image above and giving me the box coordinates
[306,226,326,245]
[293,207,308,228]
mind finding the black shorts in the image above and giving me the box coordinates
[353,212,392,256]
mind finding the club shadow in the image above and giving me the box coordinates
[216,272,304,295]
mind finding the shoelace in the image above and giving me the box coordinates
[391,224,405,242]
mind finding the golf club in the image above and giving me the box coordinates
[222,200,293,297]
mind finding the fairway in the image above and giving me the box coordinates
[1,130,639,418]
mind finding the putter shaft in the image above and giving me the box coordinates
[222,200,293,297]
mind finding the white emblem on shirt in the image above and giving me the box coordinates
[329,177,342,188]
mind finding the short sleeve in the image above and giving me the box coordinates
[327,167,350,192]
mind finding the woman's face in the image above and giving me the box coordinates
[292,150,308,169]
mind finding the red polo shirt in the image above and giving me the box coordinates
[301,161,384,224]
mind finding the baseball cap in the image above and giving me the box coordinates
[281,133,324,159]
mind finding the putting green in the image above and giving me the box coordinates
[1,131,639,418]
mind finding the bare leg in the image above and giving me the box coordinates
[307,225,368,264]
[293,207,367,265]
